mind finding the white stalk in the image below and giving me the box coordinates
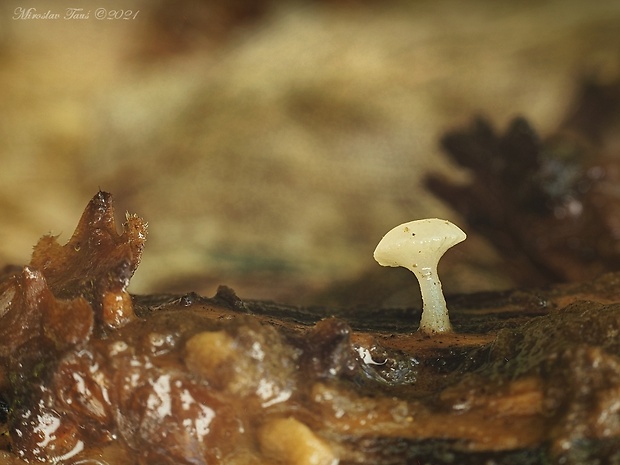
[411,264,451,333]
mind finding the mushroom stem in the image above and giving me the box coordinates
[410,265,451,333]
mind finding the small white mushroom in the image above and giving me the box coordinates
[373,218,466,334]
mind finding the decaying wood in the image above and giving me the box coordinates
[1,192,620,464]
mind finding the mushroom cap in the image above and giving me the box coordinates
[373,218,466,270]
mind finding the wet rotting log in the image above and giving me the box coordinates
[1,192,620,464]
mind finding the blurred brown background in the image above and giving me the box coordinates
[1,0,619,306]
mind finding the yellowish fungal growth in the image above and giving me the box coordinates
[258,417,338,465]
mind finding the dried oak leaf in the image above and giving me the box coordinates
[0,192,147,384]
[427,103,620,287]
[29,190,147,328]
